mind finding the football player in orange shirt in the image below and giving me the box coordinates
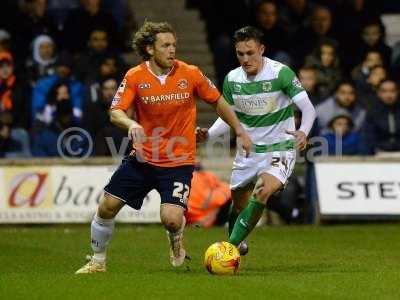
[76,21,252,273]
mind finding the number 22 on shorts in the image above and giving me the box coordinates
[173,182,190,204]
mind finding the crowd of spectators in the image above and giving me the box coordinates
[0,0,134,158]
[1,0,400,159]
[189,0,400,156]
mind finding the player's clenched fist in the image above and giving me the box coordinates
[195,127,209,143]
[236,130,252,158]
[129,123,146,144]
[285,130,307,151]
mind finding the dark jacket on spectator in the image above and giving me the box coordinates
[83,97,126,156]
[0,75,31,129]
[63,7,121,53]
[11,8,59,63]
[361,100,400,154]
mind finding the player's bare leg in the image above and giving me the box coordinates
[229,173,282,246]
[160,204,187,267]
[75,193,124,274]
[230,183,254,255]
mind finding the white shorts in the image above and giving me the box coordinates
[230,150,296,190]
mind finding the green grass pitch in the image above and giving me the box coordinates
[1,224,399,299]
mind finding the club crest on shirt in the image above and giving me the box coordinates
[139,82,151,89]
[292,77,303,89]
[233,84,241,93]
[262,81,272,92]
[177,79,188,89]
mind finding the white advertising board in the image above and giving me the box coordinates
[315,162,400,216]
[0,165,161,223]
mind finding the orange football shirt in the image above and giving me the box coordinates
[110,60,221,167]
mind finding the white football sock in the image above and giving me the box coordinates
[91,213,115,263]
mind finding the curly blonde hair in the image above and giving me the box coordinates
[132,21,176,60]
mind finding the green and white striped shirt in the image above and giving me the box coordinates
[223,57,306,152]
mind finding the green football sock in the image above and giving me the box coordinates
[228,203,239,237]
[229,198,265,246]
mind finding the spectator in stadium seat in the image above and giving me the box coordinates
[200,0,252,87]
[63,0,121,53]
[11,0,59,63]
[352,51,383,91]
[32,100,91,157]
[321,113,362,155]
[0,112,31,158]
[304,39,342,99]
[0,52,31,129]
[75,29,126,84]
[85,55,124,104]
[35,81,74,126]
[298,66,324,105]
[280,0,315,35]
[356,19,392,67]
[316,80,366,133]
[46,0,79,31]
[334,0,380,72]
[356,65,387,109]
[253,0,290,61]
[102,0,137,50]
[26,34,57,86]
[32,52,85,125]
[289,5,337,68]
[83,77,127,156]
[361,79,400,154]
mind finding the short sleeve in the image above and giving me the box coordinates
[279,66,305,101]
[222,75,234,105]
[192,67,221,103]
[110,73,136,111]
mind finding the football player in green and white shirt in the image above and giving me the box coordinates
[198,26,316,255]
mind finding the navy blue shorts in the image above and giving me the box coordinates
[104,156,194,210]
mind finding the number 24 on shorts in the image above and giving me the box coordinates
[173,182,190,204]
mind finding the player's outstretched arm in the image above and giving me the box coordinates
[210,96,252,156]
[208,118,230,139]
[110,109,146,143]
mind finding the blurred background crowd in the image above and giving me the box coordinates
[0,0,135,158]
[0,0,399,159]
[191,0,400,157]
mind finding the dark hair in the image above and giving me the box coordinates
[47,81,70,105]
[299,66,317,73]
[369,65,386,73]
[233,26,264,45]
[328,114,354,129]
[334,79,355,92]
[364,50,383,59]
[100,77,118,87]
[377,78,398,90]
[55,51,73,68]
[132,21,176,60]
[255,0,277,11]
